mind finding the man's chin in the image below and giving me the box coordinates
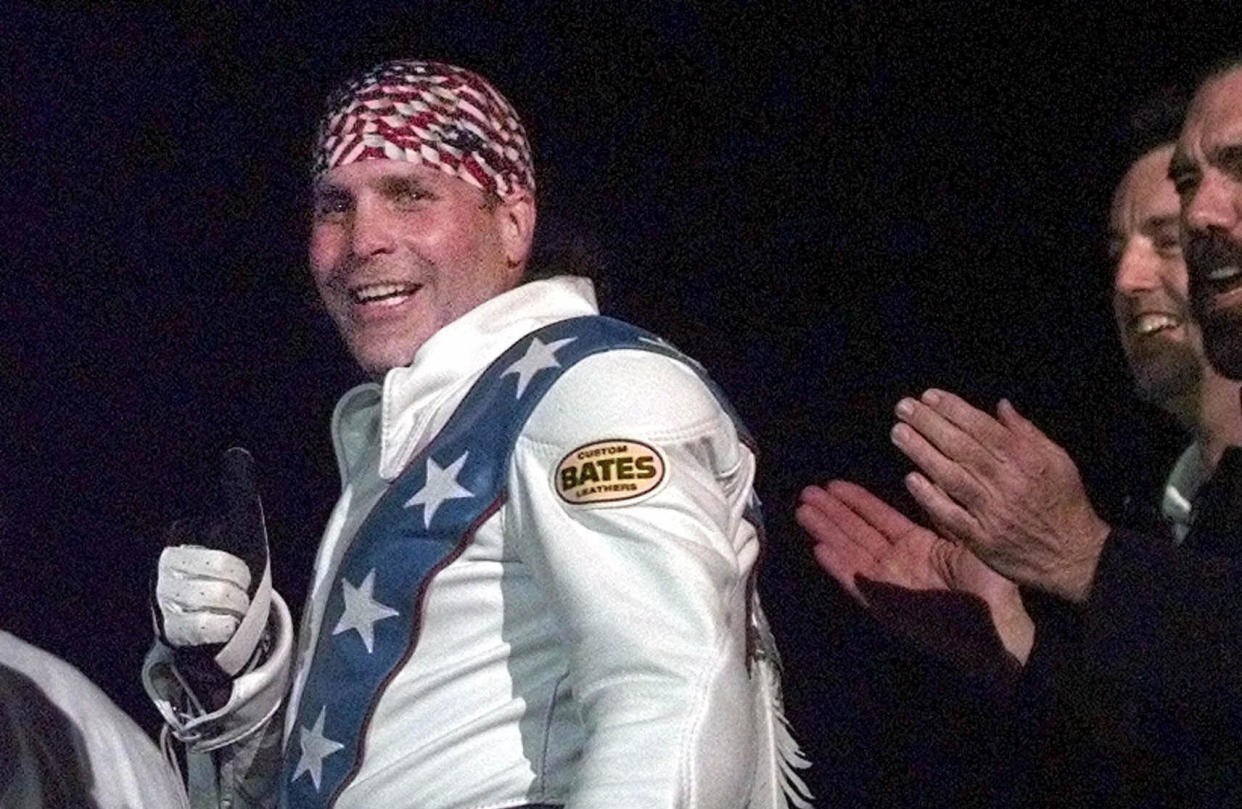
[1126,338,1199,401]
[1202,312,1242,381]
[347,342,420,380]
[335,323,429,379]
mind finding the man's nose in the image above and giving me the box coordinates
[348,200,396,259]
[1114,242,1160,295]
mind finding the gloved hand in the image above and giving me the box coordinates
[157,545,252,647]
[153,448,272,706]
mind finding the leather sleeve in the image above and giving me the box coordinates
[508,349,759,809]
[142,591,294,809]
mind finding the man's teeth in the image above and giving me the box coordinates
[1133,313,1180,336]
[351,283,417,304]
[1208,265,1242,283]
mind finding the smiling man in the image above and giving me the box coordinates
[1174,61,1242,382]
[142,61,808,809]
[308,159,529,378]
[1112,143,1198,399]
[799,104,1242,802]
[799,96,1242,675]
[1110,138,1242,539]
[812,60,1242,804]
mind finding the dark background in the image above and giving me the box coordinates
[4,3,1240,806]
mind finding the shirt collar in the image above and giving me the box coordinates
[1162,441,1209,544]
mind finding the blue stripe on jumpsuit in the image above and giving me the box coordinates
[280,315,758,808]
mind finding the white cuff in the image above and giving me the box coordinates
[144,590,293,753]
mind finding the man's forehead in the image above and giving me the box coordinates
[1177,66,1242,156]
[315,159,471,194]
[1198,66,1242,116]
[1112,144,1178,227]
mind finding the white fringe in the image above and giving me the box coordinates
[749,604,814,809]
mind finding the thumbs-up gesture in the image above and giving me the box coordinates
[155,448,271,682]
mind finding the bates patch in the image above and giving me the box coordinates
[555,439,666,506]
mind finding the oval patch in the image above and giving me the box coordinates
[554,439,667,506]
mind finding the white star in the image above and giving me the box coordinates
[292,706,345,792]
[331,570,399,654]
[502,337,576,398]
[403,452,473,528]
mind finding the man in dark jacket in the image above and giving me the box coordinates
[800,58,1242,806]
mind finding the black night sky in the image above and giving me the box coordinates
[5,4,1241,806]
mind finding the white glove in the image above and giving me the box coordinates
[157,545,252,647]
[153,448,272,685]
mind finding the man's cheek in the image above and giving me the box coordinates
[308,231,342,271]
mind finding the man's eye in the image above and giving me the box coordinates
[1170,172,1199,199]
[1220,146,1242,182]
[1154,235,1182,256]
[392,188,430,207]
[314,196,350,219]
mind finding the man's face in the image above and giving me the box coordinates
[1109,143,1202,406]
[1171,65,1242,380]
[309,160,529,377]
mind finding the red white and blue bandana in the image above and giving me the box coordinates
[313,60,535,197]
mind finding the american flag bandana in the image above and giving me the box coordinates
[312,60,535,197]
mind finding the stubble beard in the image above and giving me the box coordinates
[1187,230,1242,381]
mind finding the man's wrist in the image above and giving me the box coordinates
[990,599,1035,665]
[1045,516,1111,604]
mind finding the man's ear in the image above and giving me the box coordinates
[495,190,536,275]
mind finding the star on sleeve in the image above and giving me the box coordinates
[502,336,577,398]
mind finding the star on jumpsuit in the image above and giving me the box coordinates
[292,706,345,791]
[404,451,473,528]
[502,336,577,398]
[331,569,399,654]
